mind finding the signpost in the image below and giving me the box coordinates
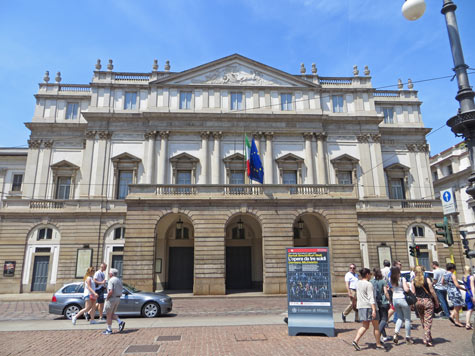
[286,247,334,337]
[439,189,457,265]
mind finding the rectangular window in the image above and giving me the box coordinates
[447,164,453,175]
[124,92,137,110]
[412,226,424,237]
[179,91,192,109]
[432,171,438,181]
[56,176,71,199]
[337,171,352,185]
[382,107,394,124]
[117,171,133,199]
[114,227,125,240]
[38,228,53,240]
[66,102,79,119]
[232,227,245,239]
[230,92,243,111]
[283,171,297,185]
[230,171,245,185]
[12,174,23,191]
[177,170,192,193]
[332,95,344,113]
[281,93,292,111]
[389,178,405,200]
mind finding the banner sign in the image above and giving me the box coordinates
[287,247,335,337]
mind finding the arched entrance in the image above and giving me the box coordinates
[225,214,262,291]
[155,214,194,291]
[293,213,328,248]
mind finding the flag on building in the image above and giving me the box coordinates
[245,134,264,184]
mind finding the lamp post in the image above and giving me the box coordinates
[402,0,475,198]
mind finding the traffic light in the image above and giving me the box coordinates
[415,245,421,258]
[461,231,470,258]
[435,217,454,246]
[409,245,415,257]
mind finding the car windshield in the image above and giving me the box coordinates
[123,283,141,293]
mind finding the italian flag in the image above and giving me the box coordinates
[245,134,251,177]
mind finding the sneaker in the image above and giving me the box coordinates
[406,337,414,344]
[118,321,125,333]
[71,316,77,325]
[100,316,106,321]
[85,313,90,321]
[393,334,399,344]
[352,341,360,351]
[341,313,346,323]
[383,337,392,342]
[102,329,112,335]
[90,320,98,325]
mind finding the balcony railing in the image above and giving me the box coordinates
[29,200,64,209]
[357,199,440,210]
[128,184,356,199]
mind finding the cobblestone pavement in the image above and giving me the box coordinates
[0,297,354,321]
[1,320,473,356]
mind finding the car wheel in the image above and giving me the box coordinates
[141,302,160,318]
[63,304,81,320]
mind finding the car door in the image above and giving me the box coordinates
[117,288,142,315]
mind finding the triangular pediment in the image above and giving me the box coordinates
[385,162,410,171]
[111,152,141,163]
[331,154,359,164]
[223,153,245,163]
[276,153,304,163]
[170,152,199,163]
[50,160,80,170]
[151,54,318,88]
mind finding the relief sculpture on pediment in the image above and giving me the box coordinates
[190,65,284,86]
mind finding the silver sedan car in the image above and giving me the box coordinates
[49,282,173,320]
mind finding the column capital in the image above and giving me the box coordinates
[98,131,112,140]
[85,130,97,140]
[370,133,381,143]
[356,133,370,143]
[253,132,263,140]
[28,139,42,149]
[213,131,223,139]
[406,143,417,152]
[144,130,158,140]
[315,132,327,140]
[160,131,170,139]
[303,132,314,140]
[200,131,211,139]
[43,140,54,149]
[264,132,274,140]
[0,168,7,176]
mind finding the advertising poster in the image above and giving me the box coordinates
[75,249,92,278]
[3,261,16,277]
[287,247,334,336]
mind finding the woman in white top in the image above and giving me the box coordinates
[352,268,385,351]
[72,266,98,325]
[390,267,413,344]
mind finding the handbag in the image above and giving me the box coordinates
[404,290,417,305]
[422,284,442,314]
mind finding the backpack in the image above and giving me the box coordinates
[372,280,383,305]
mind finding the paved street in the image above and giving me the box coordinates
[0,296,473,355]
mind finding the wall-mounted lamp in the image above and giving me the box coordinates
[176,217,183,230]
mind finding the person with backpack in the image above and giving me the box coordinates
[371,268,392,342]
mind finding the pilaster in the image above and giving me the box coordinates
[212,132,222,184]
[264,132,274,184]
[303,132,315,184]
[79,130,96,198]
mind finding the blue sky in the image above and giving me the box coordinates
[1,0,474,155]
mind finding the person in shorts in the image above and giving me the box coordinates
[352,268,385,351]
[72,266,98,325]
[94,262,107,320]
[102,268,125,335]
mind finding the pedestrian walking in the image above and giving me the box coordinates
[387,260,402,324]
[445,263,465,327]
[342,263,359,323]
[410,265,439,347]
[432,261,449,318]
[462,265,474,330]
[352,268,385,351]
[72,266,98,325]
[102,268,125,335]
[390,266,414,344]
[381,260,391,282]
[371,268,392,342]
[94,262,107,320]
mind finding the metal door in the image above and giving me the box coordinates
[226,246,252,290]
[112,255,123,279]
[168,247,194,290]
[31,256,49,291]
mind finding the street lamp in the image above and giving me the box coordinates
[402,0,475,198]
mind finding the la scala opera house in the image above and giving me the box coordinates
[0,54,463,295]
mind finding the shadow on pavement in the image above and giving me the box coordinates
[118,329,139,334]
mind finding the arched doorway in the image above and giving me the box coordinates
[155,214,194,291]
[293,214,328,248]
[225,214,262,291]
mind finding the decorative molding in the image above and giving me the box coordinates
[370,134,381,143]
[85,130,97,140]
[315,132,327,140]
[43,140,54,149]
[356,134,370,143]
[213,131,223,140]
[406,143,429,152]
[303,132,314,140]
[160,131,170,139]
[28,140,42,149]
[200,131,211,139]
[264,132,274,140]
[144,131,158,140]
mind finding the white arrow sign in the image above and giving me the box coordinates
[440,188,456,215]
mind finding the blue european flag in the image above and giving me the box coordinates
[249,138,264,184]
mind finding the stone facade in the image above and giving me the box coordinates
[0,54,461,295]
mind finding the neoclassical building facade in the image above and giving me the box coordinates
[0,54,463,294]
